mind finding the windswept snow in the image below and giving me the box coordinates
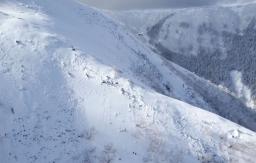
[230,70,254,108]
[0,0,256,163]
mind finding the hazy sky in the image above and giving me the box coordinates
[81,0,219,10]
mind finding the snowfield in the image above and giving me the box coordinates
[0,0,256,163]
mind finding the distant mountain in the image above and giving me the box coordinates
[0,0,256,163]
[217,0,256,6]
[109,2,256,112]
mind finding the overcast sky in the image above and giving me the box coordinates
[81,0,222,10]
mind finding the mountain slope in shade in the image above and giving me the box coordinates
[0,0,256,163]
[110,2,256,110]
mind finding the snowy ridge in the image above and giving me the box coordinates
[0,0,256,163]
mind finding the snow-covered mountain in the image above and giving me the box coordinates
[110,2,256,110]
[0,0,256,163]
[217,0,256,6]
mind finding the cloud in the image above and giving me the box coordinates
[81,0,218,10]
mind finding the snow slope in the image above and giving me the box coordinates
[0,0,256,163]
[110,2,256,110]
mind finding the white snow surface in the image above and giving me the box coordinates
[0,0,256,163]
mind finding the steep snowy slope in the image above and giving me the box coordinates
[110,2,256,110]
[0,0,256,163]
